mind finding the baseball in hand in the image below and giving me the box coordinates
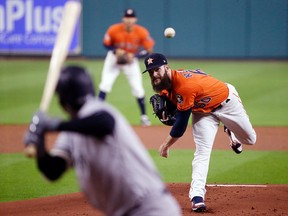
[164,27,176,38]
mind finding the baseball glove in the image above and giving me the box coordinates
[150,94,177,126]
[116,53,129,65]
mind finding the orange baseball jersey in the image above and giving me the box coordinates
[103,23,154,54]
[162,69,229,113]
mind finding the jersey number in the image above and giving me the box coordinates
[178,69,207,78]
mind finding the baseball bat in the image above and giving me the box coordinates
[24,1,82,157]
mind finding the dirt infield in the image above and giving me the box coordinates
[1,125,288,215]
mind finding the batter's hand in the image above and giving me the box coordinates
[24,111,61,145]
[159,144,169,158]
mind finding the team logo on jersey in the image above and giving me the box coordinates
[194,97,211,108]
[176,94,184,104]
[147,58,154,65]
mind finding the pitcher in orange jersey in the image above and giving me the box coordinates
[143,53,257,212]
[98,8,154,126]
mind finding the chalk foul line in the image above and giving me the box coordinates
[206,184,267,187]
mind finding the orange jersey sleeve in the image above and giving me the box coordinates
[103,23,154,54]
[165,69,229,113]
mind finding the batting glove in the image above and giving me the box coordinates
[24,111,61,146]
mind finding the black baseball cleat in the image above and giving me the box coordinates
[231,142,243,154]
[224,126,243,154]
[191,196,206,212]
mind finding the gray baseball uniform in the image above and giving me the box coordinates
[50,98,181,216]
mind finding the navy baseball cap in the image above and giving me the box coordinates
[124,8,136,18]
[143,53,168,73]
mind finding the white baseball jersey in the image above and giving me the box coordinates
[51,98,181,216]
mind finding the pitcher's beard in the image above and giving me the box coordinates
[152,73,171,93]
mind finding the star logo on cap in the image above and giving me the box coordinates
[147,58,154,65]
[127,9,133,15]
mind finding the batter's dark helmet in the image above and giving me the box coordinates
[56,65,95,111]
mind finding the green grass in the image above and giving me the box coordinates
[0,154,79,202]
[1,59,288,125]
[1,150,287,202]
[151,149,288,184]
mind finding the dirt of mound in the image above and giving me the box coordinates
[1,184,288,216]
[0,125,287,216]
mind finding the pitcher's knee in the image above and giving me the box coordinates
[247,132,257,145]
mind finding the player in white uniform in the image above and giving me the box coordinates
[98,9,155,126]
[24,66,181,216]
